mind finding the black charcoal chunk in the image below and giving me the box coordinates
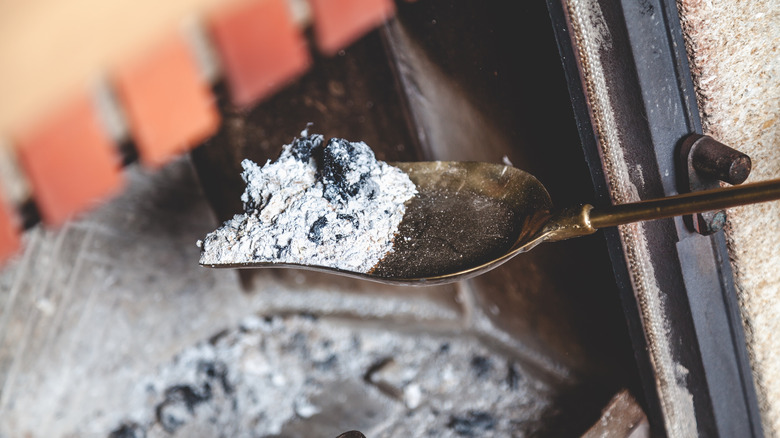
[198,360,233,394]
[289,134,324,163]
[506,361,522,390]
[321,138,375,202]
[470,356,493,380]
[361,178,380,200]
[447,411,496,436]
[337,213,359,229]
[308,216,329,243]
[274,245,288,258]
[155,384,211,433]
[108,422,146,438]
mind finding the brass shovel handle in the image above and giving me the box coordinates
[588,178,780,229]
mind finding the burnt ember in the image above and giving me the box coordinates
[308,216,329,243]
[108,422,145,438]
[289,133,324,163]
[447,411,497,436]
[321,138,374,202]
[470,355,493,379]
[506,361,522,391]
[155,384,212,433]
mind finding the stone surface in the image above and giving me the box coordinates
[678,1,780,435]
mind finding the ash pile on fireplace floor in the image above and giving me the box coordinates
[108,314,556,438]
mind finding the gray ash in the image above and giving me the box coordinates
[321,138,375,202]
[447,411,496,436]
[307,216,329,244]
[289,133,323,163]
[199,127,417,273]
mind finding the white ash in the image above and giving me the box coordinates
[199,129,417,272]
[106,314,559,437]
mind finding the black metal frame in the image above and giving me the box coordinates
[546,0,763,436]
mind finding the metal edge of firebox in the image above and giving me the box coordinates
[546,0,763,437]
[544,0,667,434]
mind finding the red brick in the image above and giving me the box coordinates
[309,0,395,55]
[209,0,311,107]
[17,94,124,226]
[0,194,21,264]
[115,33,220,168]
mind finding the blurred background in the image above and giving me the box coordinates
[7,0,775,436]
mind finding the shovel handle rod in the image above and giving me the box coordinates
[588,178,780,229]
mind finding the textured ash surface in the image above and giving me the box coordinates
[108,314,557,438]
[199,130,417,273]
[678,1,780,435]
